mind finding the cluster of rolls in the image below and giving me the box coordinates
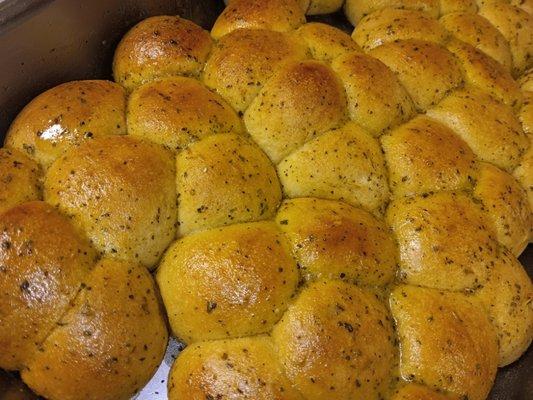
[0,0,532,399]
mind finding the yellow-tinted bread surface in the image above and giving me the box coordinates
[127,76,243,151]
[5,80,126,168]
[344,0,440,25]
[22,258,168,400]
[474,162,531,255]
[203,28,308,112]
[387,192,499,290]
[277,122,390,215]
[168,336,303,400]
[473,247,533,366]
[244,60,347,163]
[157,221,299,343]
[0,148,41,214]
[426,86,528,171]
[211,0,306,39]
[272,280,396,400]
[353,8,449,51]
[113,16,212,92]
[446,39,522,108]
[390,285,499,400]
[44,135,177,269]
[382,116,478,197]
[331,52,416,135]
[392,383,461,400]
[369,39,464,110]
[176,133,281,236]
[275,197,397,285]
[293,22,362,62]
[440,12,513,70]
[0,201,96,371]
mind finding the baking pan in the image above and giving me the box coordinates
[0,0,531,398]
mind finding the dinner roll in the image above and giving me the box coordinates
[386,192,499,291]
[0,148,41,214]
[127,76,243,152]
[203,28,308,113]
[331,52,415,135]
[392,383,461,400]
[112,16,212,92]
[277,122,390,215]
[22,258,168,400]
[44,135,177,269]
[369,40,464,111]
[168,336,303,400]
[352,8,449,51]
[293,22,362,62]
[344,0,440,25]
[275,197,397,285]
[446,39,522,109]
[272,280,396,400]
[473,162,531,255]
[211,0,305,39]
[426,86,528,171]
[157,221,299,343]
[519,91,533,134]
[0,201,96,371]
[5,80,126,168]
[472,247,533,366]
[513,138,533,211]
[381,115,478,197]
[390,285,498,400]
[440,12,513,70]
[244,60,347,163]
[479,3,533,76]
[176,133,281,236]
[440,0,478,14]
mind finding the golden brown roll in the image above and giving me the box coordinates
[5,80,126,168]
[440,0,478,14]
[519,91,533,134]
[22,258,168,400]
[426,86,528,171]
[369,39,464,111]
[440,11,513,70]
[513,137,533,212]
[386,192,499,291]
[127,76,243,152]
[473,162,531,255]
[293,22,362,62]
[112,16,212,92]
[307,0,345,14]
[390,285,499,400]
[0,201,96,371]
[176,133,281,235]
[156,221,299,343]
[275,197,397,285]
[211,0,306,39]
[381,115,478,197]
[478,3,533,76]
[44,135,177,269]
[203,28,308,113]
[244,60,347,163]
[352,8,449,51]
[277,122,390,215]
[344,0,440,25]
[331,53,415,135]
[168,336,303,400]
[446,39,523,109]
[272,280,396,400]
[0,148,41,214]
[392,383,461,400]
[472,247,533,366]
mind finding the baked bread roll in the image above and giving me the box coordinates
[1,0,532,398]
[5,80,126,168]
